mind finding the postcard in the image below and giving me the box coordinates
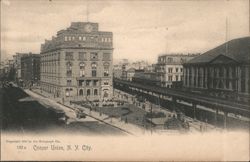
[1,0,249,161]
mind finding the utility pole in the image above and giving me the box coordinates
[225,17,229,55]
[150,103,153,135]
[86,0,89,22]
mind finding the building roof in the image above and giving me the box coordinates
[127,68,136,72]
[187,37,250,64]
[159,53,200,57]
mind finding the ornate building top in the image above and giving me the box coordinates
[41,22,113,53]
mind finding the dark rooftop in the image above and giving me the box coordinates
[186,37,250,64]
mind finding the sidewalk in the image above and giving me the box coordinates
[25,89,148,135]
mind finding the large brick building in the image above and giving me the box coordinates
[183,37,250,101]
[13,53,29,82]
[20,53,40,86]
[40,22,113,101]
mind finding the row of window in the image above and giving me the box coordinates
[158,67,183,73]
[64,36,112,42]
[66,79,109,86]
[168,67,183,73]
[41,52,60,61]
[65,52,111,61]
[159,57,187,63]
[65,88,99,97]
[167,75,183,81]
[66,62,110,77]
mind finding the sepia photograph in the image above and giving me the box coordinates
[0,0,249,161]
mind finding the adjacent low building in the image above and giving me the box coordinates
[155,53,200,88]
[183,37,250,101]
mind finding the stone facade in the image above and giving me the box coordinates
[183,37,250,100]
[40,22,113,101]
[155,54,200,88]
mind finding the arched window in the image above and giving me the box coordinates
[94,89,98,96]
[79,89,83,96]
[103,91,109,98]
[103,62,110,77]
[87,89,91,96]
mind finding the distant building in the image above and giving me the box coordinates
[0,59,15,80]
[155,53,200,88]
[13,53,29,81]
[40,22,113,101]
[126,68,136,81]
[118,60,151,80]
[21,53,40,86]
[130,60,150,70]
[113,64,122,79]
[183,37,250,101]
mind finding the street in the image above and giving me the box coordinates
[0,85,125,135]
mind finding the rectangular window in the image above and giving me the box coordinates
[167,57,173,63]
[67,80,72,86]
[104,66,109,77]
[168,75,172,81]
[66,70,72,77]
[104,70,109,77]
[92,70,97,77]
[180,68,183,72]
[93,80,98,86]
[103,53,111,60]
[79,52,86,60]
[65,52,73,60]
[90,52,98,60]
[79,80,84,86]
[168,68,173,73]
[176,75,179,81]
[86,80,91,86]
[176,68,179,72]
[80,70,85,77]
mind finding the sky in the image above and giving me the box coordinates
[1,0,249,63]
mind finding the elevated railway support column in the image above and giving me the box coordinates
[223,111,228,129]
[214,108,219,126]
[192,103,197,120]
[172,97,177,112]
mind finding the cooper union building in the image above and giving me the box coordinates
[40,22,113,101]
